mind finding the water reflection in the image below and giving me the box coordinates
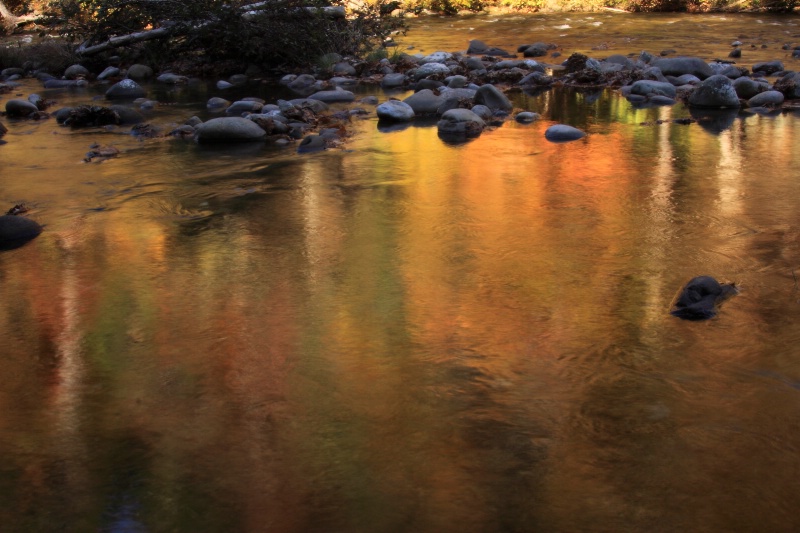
[3,17,800,530]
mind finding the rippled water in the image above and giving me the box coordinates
[3,12,800,533]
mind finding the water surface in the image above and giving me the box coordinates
[3,12,800,533]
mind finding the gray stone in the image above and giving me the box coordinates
[308,89,355,103]
[97,66,120,80]
[376,100,415,122]
[470,105,493,121]
[0,215,42,246]
[194,117,267,142]
[158,73,189,84]
[545,124,586,142]
[474,84,513,112]
[446,75,469,88]
[747,90,784,107]
[420,51,452,64]
[297,135,327,153]
[773,71,800,99]
[287,98,329,113]
[106,79,147,99]
[109,105,144,125]
[333,62,357,76]
[126,64,153,80]
[64,64,90,79]
[437,108,486,138]
[288,74,317,92]
[651,57,714,79]
[412,62,451,81]
[467,39,512,57]
[463,57,485,70]
[43,79,87,89]
[752,61,784,75]
[217,80,234,90]
[5,99,39,117]
[733,77,769,99]
[515,111,540,123]
[521,43,549,58]
[207,97,231,110]
[668,74,702,86]
[229,74,248,85]
[403,89,443,116]
[630,80,677,98]
[381,73,406,89]
[225,100,264,116]
[688,75,741,108]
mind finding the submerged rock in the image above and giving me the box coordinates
[687,75,740,108]
[544,124,586,142]
[437,108,485,139]
[0,214,42,249]
[194,117,267,142]
[670,275,737,320]
[376,100,415,122]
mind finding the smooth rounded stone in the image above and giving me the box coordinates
[5,99,39,117]
[733,76,769,99]
[64,64,89,79]
[467,39,512,57]
[381,73,406,89]
[668,73,702,86]
[420,51,453,64]
[403,89,442,116]
[185,116,203,127]
[216,80,234,90]
[287,98,329,113]
[649,95,677,106]
[360,95,379,105]
[329,77,358,90]
[437,108,486,139]
[626,93,647,104]
[752,60,784,75]
[28,94,44,110]
[53,107,73,123]
[630,80,677,98]
[247,114,289,134]
[474,84,513,112]
[605,54,634,69]
[97,66,120,80]
[307,89,355,103]
[747,90,784,107]
[728,48,742,58]
[279,74,297,85]
[415,79,443,92]
[109,105,144,124]
[106,79,146,99]
[157,72,188,84]
[520,42,550,58]
[333,62,356,76]
[670,275,737,320]
[463,57,485,70]
[206,97,231,110]
[126,64,154,80]
[229,74,248,85]
[470,105,493,121]
[515,111,540,123]
[319,52,342,64]
[544,124,586,142]
[170,124,196,137]
[297,134,327,153]
[225,100,264,116]
[446,75,469,88]
[43,79,87,89]
[194,117,267,142]
[0,215,42,247]
[376,99,415,122]
[288,74,317,92]
[1,67,24,79]
[519,71,553,86]
[411,62,451,81]
[688,75,741,108]
[651,56,713,79]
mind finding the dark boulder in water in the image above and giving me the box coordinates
[0,213,42,250]
[670,275,737,320]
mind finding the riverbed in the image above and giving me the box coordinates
[2,12,800,533]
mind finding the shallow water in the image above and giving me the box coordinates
[3,12,800,533]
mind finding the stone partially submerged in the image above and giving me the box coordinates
[437,109,485,140]
[194,117,267,143]
[0,213,42,250]
[670,275,737,320]
[688,75,741,108]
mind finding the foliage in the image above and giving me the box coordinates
[40,0,407,70]
[0,36,77,71]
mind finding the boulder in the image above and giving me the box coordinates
[207,97,231,111]
[216,80,233,90]
[158,73,189,84]
[288,74,317,93]
[515,111,540,123]
[0,215,42,248]
[747,90,784,107]
[333,62,357,76]
[308,89,355,103]
[412,62,451,81]
[470,105,493,121]
[97,66,120,81]
[109,105,144,125]
[474,84,513,112]
[43,79,87,89]
[5,99,38,117]
[651,57,713,79]
[420,51,453,64]
[437,108,485,139]
[0,120,7,136]
[466,39,513,57]
[297,135,327,153]
[194,117,267,142]
[225,100,264,116]
[381,73,406,89]
[732,76,769,99]
[376,100,415,122]
[403,89,443,116]
[773,72,800,99]
[520,43,550,58]
[687,75,740,108]
[64,64,90,79]
[670,275,737,320]
[752,60,784,75]
[544,124,586,142]
[630,80,677,98]
[126,64,154,80]
[105,79,146,99]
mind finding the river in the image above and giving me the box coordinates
[2,12,800,533]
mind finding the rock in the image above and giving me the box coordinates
[732,76,769,99]
[158,72,189,84]
[229,74,248,85]
[411,62,451,81]
[515,111,540,123]
[333,62,357,76]
[437,109,485,140]
[687,75,740,108]
[43,79,88,89]
[670,275,737,320]
[216,80,234,90]
[415,79,444,92]
[470,105,493,121]
[97,66,120,80]
[279,74,297,85]
[106,79,146,99]
[360,96,379,105]
[308,89,355,103]
[630,80,677,98]
[64,64,90,79]
[544,124,586,142]
[446,75,469,88]
[773,71,800,99]
[420,51,453,64]
[463,57,485,70]
[747,90,784,107]
[668,74,702,86]
[109,105,144,125]
[126,64,154,80]
[651,56,713,79]
[381,73,406,89]
[207,97,231,110]
[194,117,267,142]
[287,98,329,113]
[0,121,6,136]
[728,48,742,58]
[466,40,513,57]
[297,135,327,153]
[5,99,38,118]
[376,99,415,122]
[225,100,264,116]
[520,71,553,86]
[330,77,358,89]
[185,116,203,127]
[520,43,550,58]
[474,84,513,112]
[1,67,24,79]
[403,89,442,116]
[752,60,784,75]
[0,215,42,248]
